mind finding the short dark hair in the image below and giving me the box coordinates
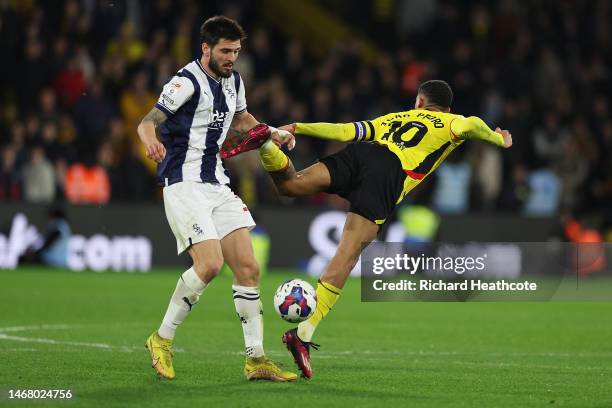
[418,80,453,109]
[199,15,246,47]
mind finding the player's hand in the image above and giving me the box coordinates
[271,127,296,150]
[145,141,166,162]
[278,123,296,134]
[495,127,512,148]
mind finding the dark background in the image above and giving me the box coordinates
[1,0,610,245]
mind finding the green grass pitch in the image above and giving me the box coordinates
[1,267,611,407]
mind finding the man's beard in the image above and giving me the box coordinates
[209,56,232,78]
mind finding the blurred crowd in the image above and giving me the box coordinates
[1,0,610,224]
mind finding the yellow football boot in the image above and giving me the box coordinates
[244,356,298,382]
[145,331,176,380]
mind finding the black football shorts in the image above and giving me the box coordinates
[319,142,406,225]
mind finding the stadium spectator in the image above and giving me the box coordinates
[532,112,570,169]
[8,121,28,169]
[432,159,472,214]
[72,79,118,153]
[106,22,146,64]
[471,143,503,210]
[20,38,49,116]
[64,160,110,204]
[119,71,157,173]
[524,169,561,216]
[0,146,22,201]
[53,54,87,109]
[38,88,61,125]
[34,207,72,268]
[22,146,56,203]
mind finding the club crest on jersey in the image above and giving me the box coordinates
[224,85,235,99]
[192,224,204,236]
[209,110,227,128]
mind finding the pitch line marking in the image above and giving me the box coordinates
[2,325,610,362]
[0,333,142,352]
[453,360,612,371]
[0,324,184,353]
[228,349,612,360]
[0,324,74,333]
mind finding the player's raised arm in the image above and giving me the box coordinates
[280,121,373,143]
[450,116,513,148]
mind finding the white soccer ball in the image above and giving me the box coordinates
[273,279,317,323]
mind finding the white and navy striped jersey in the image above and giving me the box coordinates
[154,59,247,186]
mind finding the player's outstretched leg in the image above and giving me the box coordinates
[221,228,297,382]
[258,140,331,197]
[259,140,378,378]
[283,213,378,378]
[146,240,222,379]
[220,124,272,159]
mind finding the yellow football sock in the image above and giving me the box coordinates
[297,281,341,342]
[259,140,288,172]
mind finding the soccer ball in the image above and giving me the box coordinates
[273,279,317,323]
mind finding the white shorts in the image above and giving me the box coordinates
[163,181,255,254]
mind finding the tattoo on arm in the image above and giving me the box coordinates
[142,107,168,135]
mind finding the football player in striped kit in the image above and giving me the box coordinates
[138,16,296,382]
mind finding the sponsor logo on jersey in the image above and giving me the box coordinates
[161,93,175,106]
[209,110,228,128]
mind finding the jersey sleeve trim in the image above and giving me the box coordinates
[352,121,369,141]
[155,102,173,117]
[365,121,375,141]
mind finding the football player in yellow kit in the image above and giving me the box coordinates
[259,80,512,378]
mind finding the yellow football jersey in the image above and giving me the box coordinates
[295,109,504,203]
[359,109,465,201]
